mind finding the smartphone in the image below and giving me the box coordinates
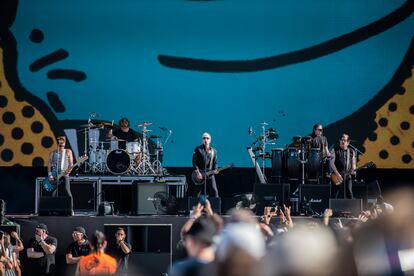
[198,195,206,206]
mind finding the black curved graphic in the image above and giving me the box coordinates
[158,1,414,72]
[29,49,69,72]
[46,92,66,113]
[324,36,414,155]
[47,69,87,82]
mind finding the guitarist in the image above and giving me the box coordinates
[329,133,356,199]
[47,136,74,214]
[192,132,219,197]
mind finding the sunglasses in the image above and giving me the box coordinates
[203,137,210,140]
[316,129,323,131]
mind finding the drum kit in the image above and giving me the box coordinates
[80,114,167,176]
[249,122,329,184]
[272,143,326,184]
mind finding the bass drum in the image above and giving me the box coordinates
[307,148,321,180]
[106,150,131,175]
[285,147,301,180]
[271,148,284,178]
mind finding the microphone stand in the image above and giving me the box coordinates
[348,143,363,189]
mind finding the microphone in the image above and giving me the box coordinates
[158,126,167,131]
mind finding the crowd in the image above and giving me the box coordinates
[1,187,413,275]
[170,187,414,276]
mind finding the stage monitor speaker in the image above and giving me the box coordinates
[353,182,368,209]
[187,197,221,215]
[300,185,330,214]
[38,196,72,216]
[70,179,97,212]
[329,199,362,217]
[131,182,167,215]
[254,183,290,215]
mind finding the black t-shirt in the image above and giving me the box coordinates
[108,241,132,273]
[28,235,58,274]
[113,128,139,149]
[192,145,217,172]
[66,240,91,258]
[65,240,91,275]
[333,146,356,175]
[311,135,328,152]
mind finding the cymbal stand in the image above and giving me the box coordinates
[297,142,308,212]
[137,126,156,175]
[260,122,268,176]
[152,137,163,175]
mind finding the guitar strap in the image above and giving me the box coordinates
[208,149,214,170]
[61,149,66,173]
[345,148,350,179]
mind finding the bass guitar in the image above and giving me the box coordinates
[331,161,375,186]
[191,163,234,186]
[43,155,88,192]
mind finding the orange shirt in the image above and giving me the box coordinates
[78,253,117,275]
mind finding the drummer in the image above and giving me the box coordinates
[310,123,331,158]
[107,117,140,149]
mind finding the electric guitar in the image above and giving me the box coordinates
[191,163,234,186]
[43,155,88,192]
[331,161,375,186]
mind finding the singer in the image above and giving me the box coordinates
[192,132,219,197]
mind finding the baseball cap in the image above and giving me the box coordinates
[74,226,87,238]
[202,132,211,139]
[36,223,48,232]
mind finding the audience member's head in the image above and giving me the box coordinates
[226,208,257,225]
[90,230,107,254]
[216,223,265,276]
[263,224,337,276]
[184,217,217,258]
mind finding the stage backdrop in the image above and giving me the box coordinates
[0,0,413,168]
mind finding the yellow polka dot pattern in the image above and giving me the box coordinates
[359,68,414,168]
[0,47,56,166]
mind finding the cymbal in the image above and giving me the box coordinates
[80,122,114,129]
[106,138,126,142]
[138,122,152,127]
[149,135,162,139]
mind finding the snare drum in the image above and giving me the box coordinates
[89,149,108,164]
[126,142,141,154]
[106,150,131,175]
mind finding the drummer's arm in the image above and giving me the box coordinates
[107,129,113,138]
[325,146,331,157]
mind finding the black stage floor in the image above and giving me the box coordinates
[6,214,353,276]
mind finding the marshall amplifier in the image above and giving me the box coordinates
[254,183,290,215]
[300,184,330,214]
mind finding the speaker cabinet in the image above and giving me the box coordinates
[300,185,330,214]
[254,183,290,215]
[131,182,167,215]
[329,198,362,217]
[71,180,98,212]
[187,197,221,214]
[38,196,72,216]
